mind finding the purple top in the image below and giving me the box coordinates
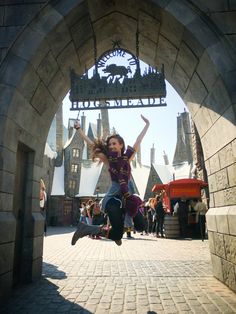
[108,146,135,194]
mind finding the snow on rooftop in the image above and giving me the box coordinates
[152,164,174,184]
[51,161,65,196]
[131,163,150,199]
[76,161,103,197]
[63,129,76,149]
[44,142,57,159]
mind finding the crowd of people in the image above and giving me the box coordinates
[70,115,208,246]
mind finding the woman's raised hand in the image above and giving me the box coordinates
[141,114,150,125]
[74,120,81,129]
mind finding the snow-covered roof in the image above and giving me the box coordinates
[51,161,65,195]
[63,129,76,149]
[131,163,150,199]
[75,161,103,197]
[44,142,57,159]
[152,164,174,184]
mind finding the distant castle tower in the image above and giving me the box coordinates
[172,110,193,165]
[150,143,155,164]
[55,104,63,166]
[163,150,169,165]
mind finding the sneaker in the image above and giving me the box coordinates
[115,239,122,246]
[71,222,100,245]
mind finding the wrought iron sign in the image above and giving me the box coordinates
[69,47,166,111]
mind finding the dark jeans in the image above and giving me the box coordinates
[105,198,125,241]
[178,215,188,238]
[133,211,146,232]
[156,216,164,236]
[199,215,206,240]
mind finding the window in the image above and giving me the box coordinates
[71,164,78,173]
[69,180,76,189]
[72,149,79,157]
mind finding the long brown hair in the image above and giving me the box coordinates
[92,134,126,160]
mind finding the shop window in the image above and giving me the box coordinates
[69,180,76,189]
[71,164,78,173]
[72,149,79,157]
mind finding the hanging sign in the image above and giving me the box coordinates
[69,48,166,110]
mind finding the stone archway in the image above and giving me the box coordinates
[0,0,235,300]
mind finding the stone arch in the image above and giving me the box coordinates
[0,0,235,299]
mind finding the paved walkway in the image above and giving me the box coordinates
[1,227,236,313]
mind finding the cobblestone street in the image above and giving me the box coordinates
[2,227,236,314]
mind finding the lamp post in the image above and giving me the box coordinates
[96,186,100,199]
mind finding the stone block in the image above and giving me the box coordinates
[208,154,220,174]
[206,208,217,232]
[0,192,13,211]
[33,235,44,259]
[71,15,92,50]
[208,173,217,193]
[177,42,198,78]
[201,107,236,160]
[0,212,16,243]
[139,34,157,65]
[219,142,236,169]
[204,77,231,124]
[215,207,230,234]
[56,41,82,78]
[77,37,94,70]
[37,51,59,86]
[0,170,14,194]
[215,168,229,191]
[48,70,68,104]
[32,256,42,281]
[194,106,212,138]
[228,206,236,236]
[210,253,223,282]
[0,242,14,274]
[172,62,190,94]
[31,212,45,237]
[0,146,16,173]
[214,232,226,259]
[214,187,236,207]
[212,12,236,34]
[4,4,43,26]
[197,51,218,91]
[222,259,236,292]
[184,73,207,117]
[139,11,160,44]
[228,164,236,187]
[207,41,234,76]
[224,234,236,264]
[160,11,184,47]
[207,231,215,254]
[156,35,178,70]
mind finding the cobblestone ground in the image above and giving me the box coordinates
[1,227,236,314]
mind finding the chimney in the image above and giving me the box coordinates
[163,150,169,165]
[97,113,102,139]
[137,146,141,165]
[99,101,110,137]
[81,112,86,132]
[150,143,155,165]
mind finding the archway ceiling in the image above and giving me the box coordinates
[1,0,235,154]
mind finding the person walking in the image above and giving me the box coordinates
[194,198,208,241]
[71,114,150,246]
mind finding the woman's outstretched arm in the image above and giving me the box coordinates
[74,120,108,164]
[133,115,150,152]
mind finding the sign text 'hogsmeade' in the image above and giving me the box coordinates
[69,48,167,110]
